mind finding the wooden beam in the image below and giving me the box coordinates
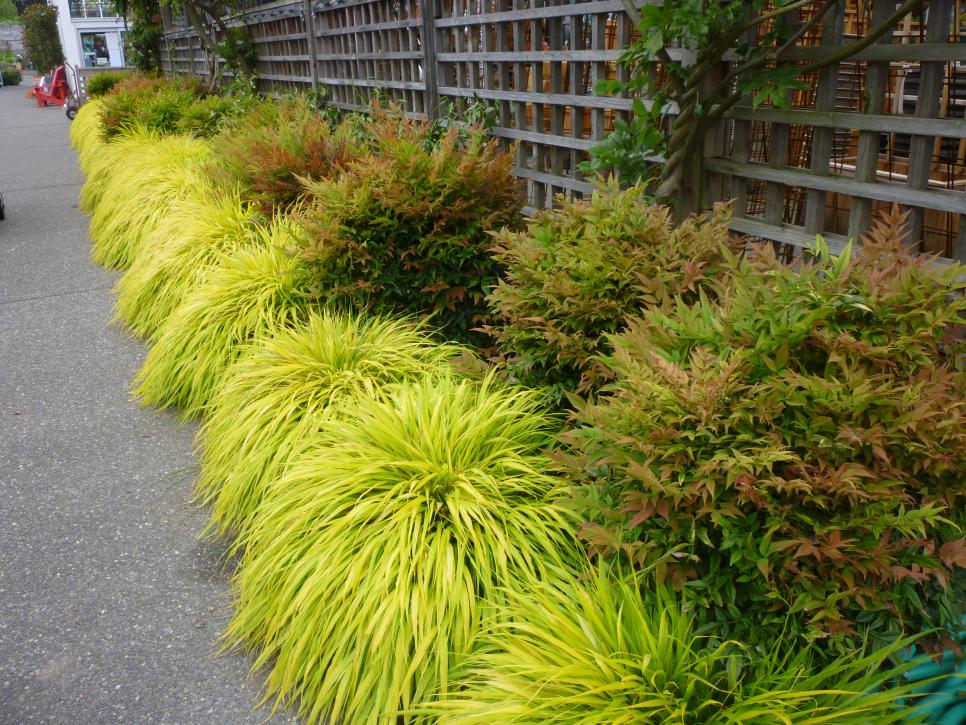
[729,106,966,140]
[705,158,966,214]
[783,41,966,63]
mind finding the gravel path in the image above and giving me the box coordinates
[0,79,293,724]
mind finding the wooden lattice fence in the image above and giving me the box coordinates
[162,0,966,260]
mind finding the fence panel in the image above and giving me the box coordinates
[160,0,966,259]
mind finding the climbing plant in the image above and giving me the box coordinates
[594,0,925,216]
[161,0,256,82]
[115,0,164,71]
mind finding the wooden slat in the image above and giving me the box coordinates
[729,106,966,140]
[438,85,655,110]
[437,49,622,61]
[804,0,845,234]
[904,0,951,245]
[847,0,894,241]
[706,158,966,214]
[783,42,966,63]
[433,0,644,27]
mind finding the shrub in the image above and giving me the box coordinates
[297,117,523,344]
[1,65,20,85]
[560,210,966,649]
[113,180,260,340]
[485,180,735,401]
[86,70,130,98]
[0,0,18,23]
[426,567,928,724]
[227,373,583,724]
[98,74,231,139]
[173,93,240,139]
[21,4,63,74]
[134,221,315,417]
[88,128,211,269]
[197,313,461,536]
[208,97,363,213]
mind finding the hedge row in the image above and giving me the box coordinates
[68,77,966,723]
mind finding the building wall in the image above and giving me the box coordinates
[0,22,24,57]
[51,0,126,70]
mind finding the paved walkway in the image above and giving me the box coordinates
[0,81,292,723]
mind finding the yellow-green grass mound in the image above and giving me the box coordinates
[78,129,133,216]
[113,180,260,341]
[425,568,927,724]
[89,129,211,270]
[69,99,106,175]
[197,312,462,538]
[227,372,583,724]
[134,219,314,418]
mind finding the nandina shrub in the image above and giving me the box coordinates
[208,98,364,213]
[99,74,206,139]
[297,116,523,345]
[485,179,736,402]
[560,210,966,650]
[86,70,130,97]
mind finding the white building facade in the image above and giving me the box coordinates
[51,0,126,70]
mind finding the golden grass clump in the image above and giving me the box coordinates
[227,372,583,724]
[88,128,211,270]
[426,568,926,724]
[70,99,106,175]
[113,180,260,340]
[134,218,313,418]
[197,312,462,537]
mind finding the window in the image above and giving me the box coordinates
[80,32,110,68]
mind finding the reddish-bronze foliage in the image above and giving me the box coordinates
[296,113,523,344]
[561,208,966,649]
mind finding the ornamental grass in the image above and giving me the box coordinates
[113,180,260,341]
[69,99,106,175]
[197,312,461,537]
[426,567,928,724]
[227,372,583,724]
[134,218,313,417]
[88,128,211,269]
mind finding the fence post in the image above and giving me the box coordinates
[301,0,320,93]
[419,0,439,120]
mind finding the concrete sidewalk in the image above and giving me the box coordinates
[0,82,293,723]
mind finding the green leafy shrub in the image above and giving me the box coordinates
[173,93,243,139]
[134,220,314,417]
[426,567,928,724]
[208,97,362,213]
[0,65,21,85]
[227,372,582,723]
[21,3,63,74]
[297,116,523,344]
[486,180,735,401]
[197,313,461,536]
[0,0,18,23]
[88,128,211,269]
[98,74,237,140]
[86,70,130,97]
[560,210,966,649]
[113,179,260,340]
